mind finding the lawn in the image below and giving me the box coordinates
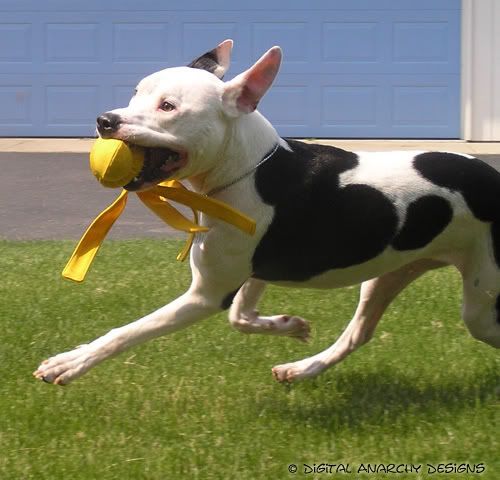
[0,239,498,479]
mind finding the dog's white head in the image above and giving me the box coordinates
[97,40,282,191]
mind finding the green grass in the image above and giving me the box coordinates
[0,239,498,479]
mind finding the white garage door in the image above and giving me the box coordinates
[0,0,461,138]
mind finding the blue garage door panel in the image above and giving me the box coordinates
[0,0,461,138]
[258,7,461,138]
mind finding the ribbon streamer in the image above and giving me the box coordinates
[62,180,256,282]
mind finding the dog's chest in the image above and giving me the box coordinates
[249,141,459,283]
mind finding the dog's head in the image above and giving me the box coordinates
[96,40,282,191]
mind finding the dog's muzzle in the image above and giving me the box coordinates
[95,112,187,191]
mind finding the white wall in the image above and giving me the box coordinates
[462,0,500,140]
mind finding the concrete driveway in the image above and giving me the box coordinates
[0,152,188,240]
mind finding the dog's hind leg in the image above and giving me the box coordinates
[272,259,446,383]
[228,278,311,342]
[459,235,500,348]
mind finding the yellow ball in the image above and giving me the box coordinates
[89,138,144,188]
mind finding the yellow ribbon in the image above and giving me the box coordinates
[62,180,256,283]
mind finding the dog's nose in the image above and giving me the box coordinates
[96,112,121,134]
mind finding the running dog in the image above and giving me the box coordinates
[35,40,500,385]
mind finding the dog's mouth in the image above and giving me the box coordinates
[124,146,187,191]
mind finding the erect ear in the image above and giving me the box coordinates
[187,39,233,80]
[222,46,282,116]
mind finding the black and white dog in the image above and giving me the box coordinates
[35,40,500,385]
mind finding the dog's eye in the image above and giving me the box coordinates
[160,101,176,112]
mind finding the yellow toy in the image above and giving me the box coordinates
[62,138,256,283]
[89,137,144,188]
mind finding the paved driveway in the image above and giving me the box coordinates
[1,152,500,240]
[0,152,185,240]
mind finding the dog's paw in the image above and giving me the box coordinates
[258,314,311,342]
[272,363,302,383]
[240,314,311,341]
[272,358,322,383]
[33,345,92,386]
[279,315,311,342]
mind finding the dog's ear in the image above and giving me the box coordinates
[187,39,233,80]
[222,46,282,116]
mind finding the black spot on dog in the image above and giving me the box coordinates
[414,152,500,222]
[252,140,398,282]
[392,195,453,251]
[414,152,500,267]
[188,48,224,78]
[221,288,240,310]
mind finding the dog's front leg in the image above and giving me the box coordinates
[34,289,220,385]
[229,278,310,342]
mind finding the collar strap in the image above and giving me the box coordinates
[207,143,279,196]
[62,179,256,283]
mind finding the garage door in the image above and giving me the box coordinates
[0,0,461,138]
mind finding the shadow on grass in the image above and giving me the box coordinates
[264,367,499,432]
